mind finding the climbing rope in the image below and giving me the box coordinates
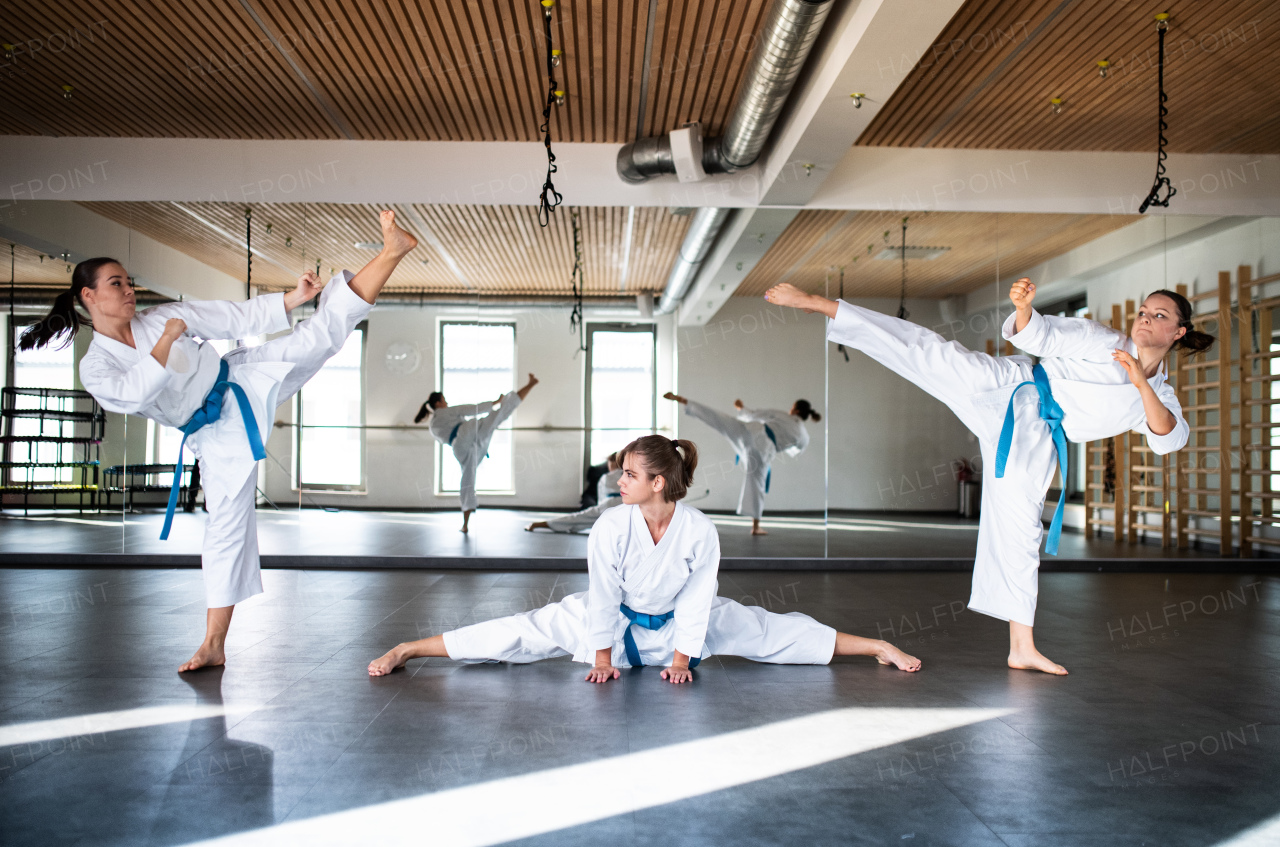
[1138,14,1176,214]
[537,0,564,226]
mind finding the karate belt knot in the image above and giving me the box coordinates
[735,424,778,493]
[995,363,1069,556]
[619,603,700,669]
[161,359,265,541]
[447,421,487,458]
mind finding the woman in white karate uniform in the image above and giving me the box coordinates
[525,452,623,533]
[764,279,1213,675]
[20,210,419,672]
[414,373,539,533]
[663,392,819,535]
[369,435,920,680]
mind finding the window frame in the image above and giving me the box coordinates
[294,319,368,493]
[583,322,657,479]
[435,318,518,497]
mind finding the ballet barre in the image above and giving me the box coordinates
[273,422,669,432]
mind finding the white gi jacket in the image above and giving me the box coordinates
[1002,309,1189,452]
[735,406,810,457]
[79,295,293,507]
[583,502,720,661]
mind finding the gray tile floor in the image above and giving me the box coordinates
[1,566,1278,846]
[0,507,1231,563]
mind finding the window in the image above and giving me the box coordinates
[295,323,365,489]
[585,325,655,470]
[8,332,76,484]
[438,322,516,494]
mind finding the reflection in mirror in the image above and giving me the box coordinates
[671,296,827,559]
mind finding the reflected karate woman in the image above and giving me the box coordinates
[663,392,819,535]
[415,374,538,533]
[764,279,1212,675]
[369,435,920,680]
[19,210,419,672]
[525,451,623,533]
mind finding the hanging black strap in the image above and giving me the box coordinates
[538,2,563,226]
[569,208,587,354]
[896,217,909,320]
[1138,18,1176,214]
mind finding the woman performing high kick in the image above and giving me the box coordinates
[369,435,919,680]
[20,210,419,672]
[663,392,819,535]
[415,374,538,533]
[765,279,1211,675]
[525,451,623,533]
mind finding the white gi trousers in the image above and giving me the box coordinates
[545,496,622,533]
[827,302,1058,627]
[684,401,777,520]
[443,592,836,667]
[200,273,373,607]
[452,391,522,512]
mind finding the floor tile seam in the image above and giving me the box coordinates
[931,769,1015,846]
[279,688,409,820]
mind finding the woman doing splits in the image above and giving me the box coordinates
[663,392,819,535]
[369,435,919,680]
[21,210,419,672]
[415,374,538,533]
[765,279,1212,675]
[526,452,622,533]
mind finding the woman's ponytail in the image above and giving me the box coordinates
[17,257,115,352]
[414,391,445,424]
[673,438,698,492]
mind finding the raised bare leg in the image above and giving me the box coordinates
[347,211,418,304]
[516,373,539,401]
[461,509,473,533]
[526,520,550,531]
[764,283,839,318]
[751,518,768,536]
[834,632,921,672]
[663,391,688,405]
[180,606,234,672]
[368,635,449,676]
[1008,621,1067,675]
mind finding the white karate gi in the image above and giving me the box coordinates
[683,401,809,519]
[827,301,1188,627]
[79,272,373,607]
[427,391,522,512]
[545,468,623,533]
[444,502,836,666]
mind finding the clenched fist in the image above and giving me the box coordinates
[161,318,187,339]
[1009,277,1035,310]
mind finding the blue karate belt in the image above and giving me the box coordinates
[995,363,1069,556]
[620,603,701,669]
[606,492,621,498]
[161,360,265,541]
[448,420,488,458]
[735,424,779,493]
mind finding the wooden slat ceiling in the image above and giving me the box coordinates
[2,0,768,142]
[736,210,1139,299]
[75,201,691,296]
[1,243,77,287]
[859,0,1280,153]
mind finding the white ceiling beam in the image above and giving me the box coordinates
[756,0,968,207]
[676,208,801,326]
[808,148,1280,215]
[3,136,1272,216]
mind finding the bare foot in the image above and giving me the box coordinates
[750,527,769,536]
[379,210,418,257]
[663,391,687,404]
[368,644,410,677]
[179,642,226,673]
[526,521,549,532]
[874,641,922,672]
[1008,648,1068,675]
[764,282,810,309]
[525,373,539,388]
[460,524,469,534]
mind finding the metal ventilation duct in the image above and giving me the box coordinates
[621,0,833,315]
